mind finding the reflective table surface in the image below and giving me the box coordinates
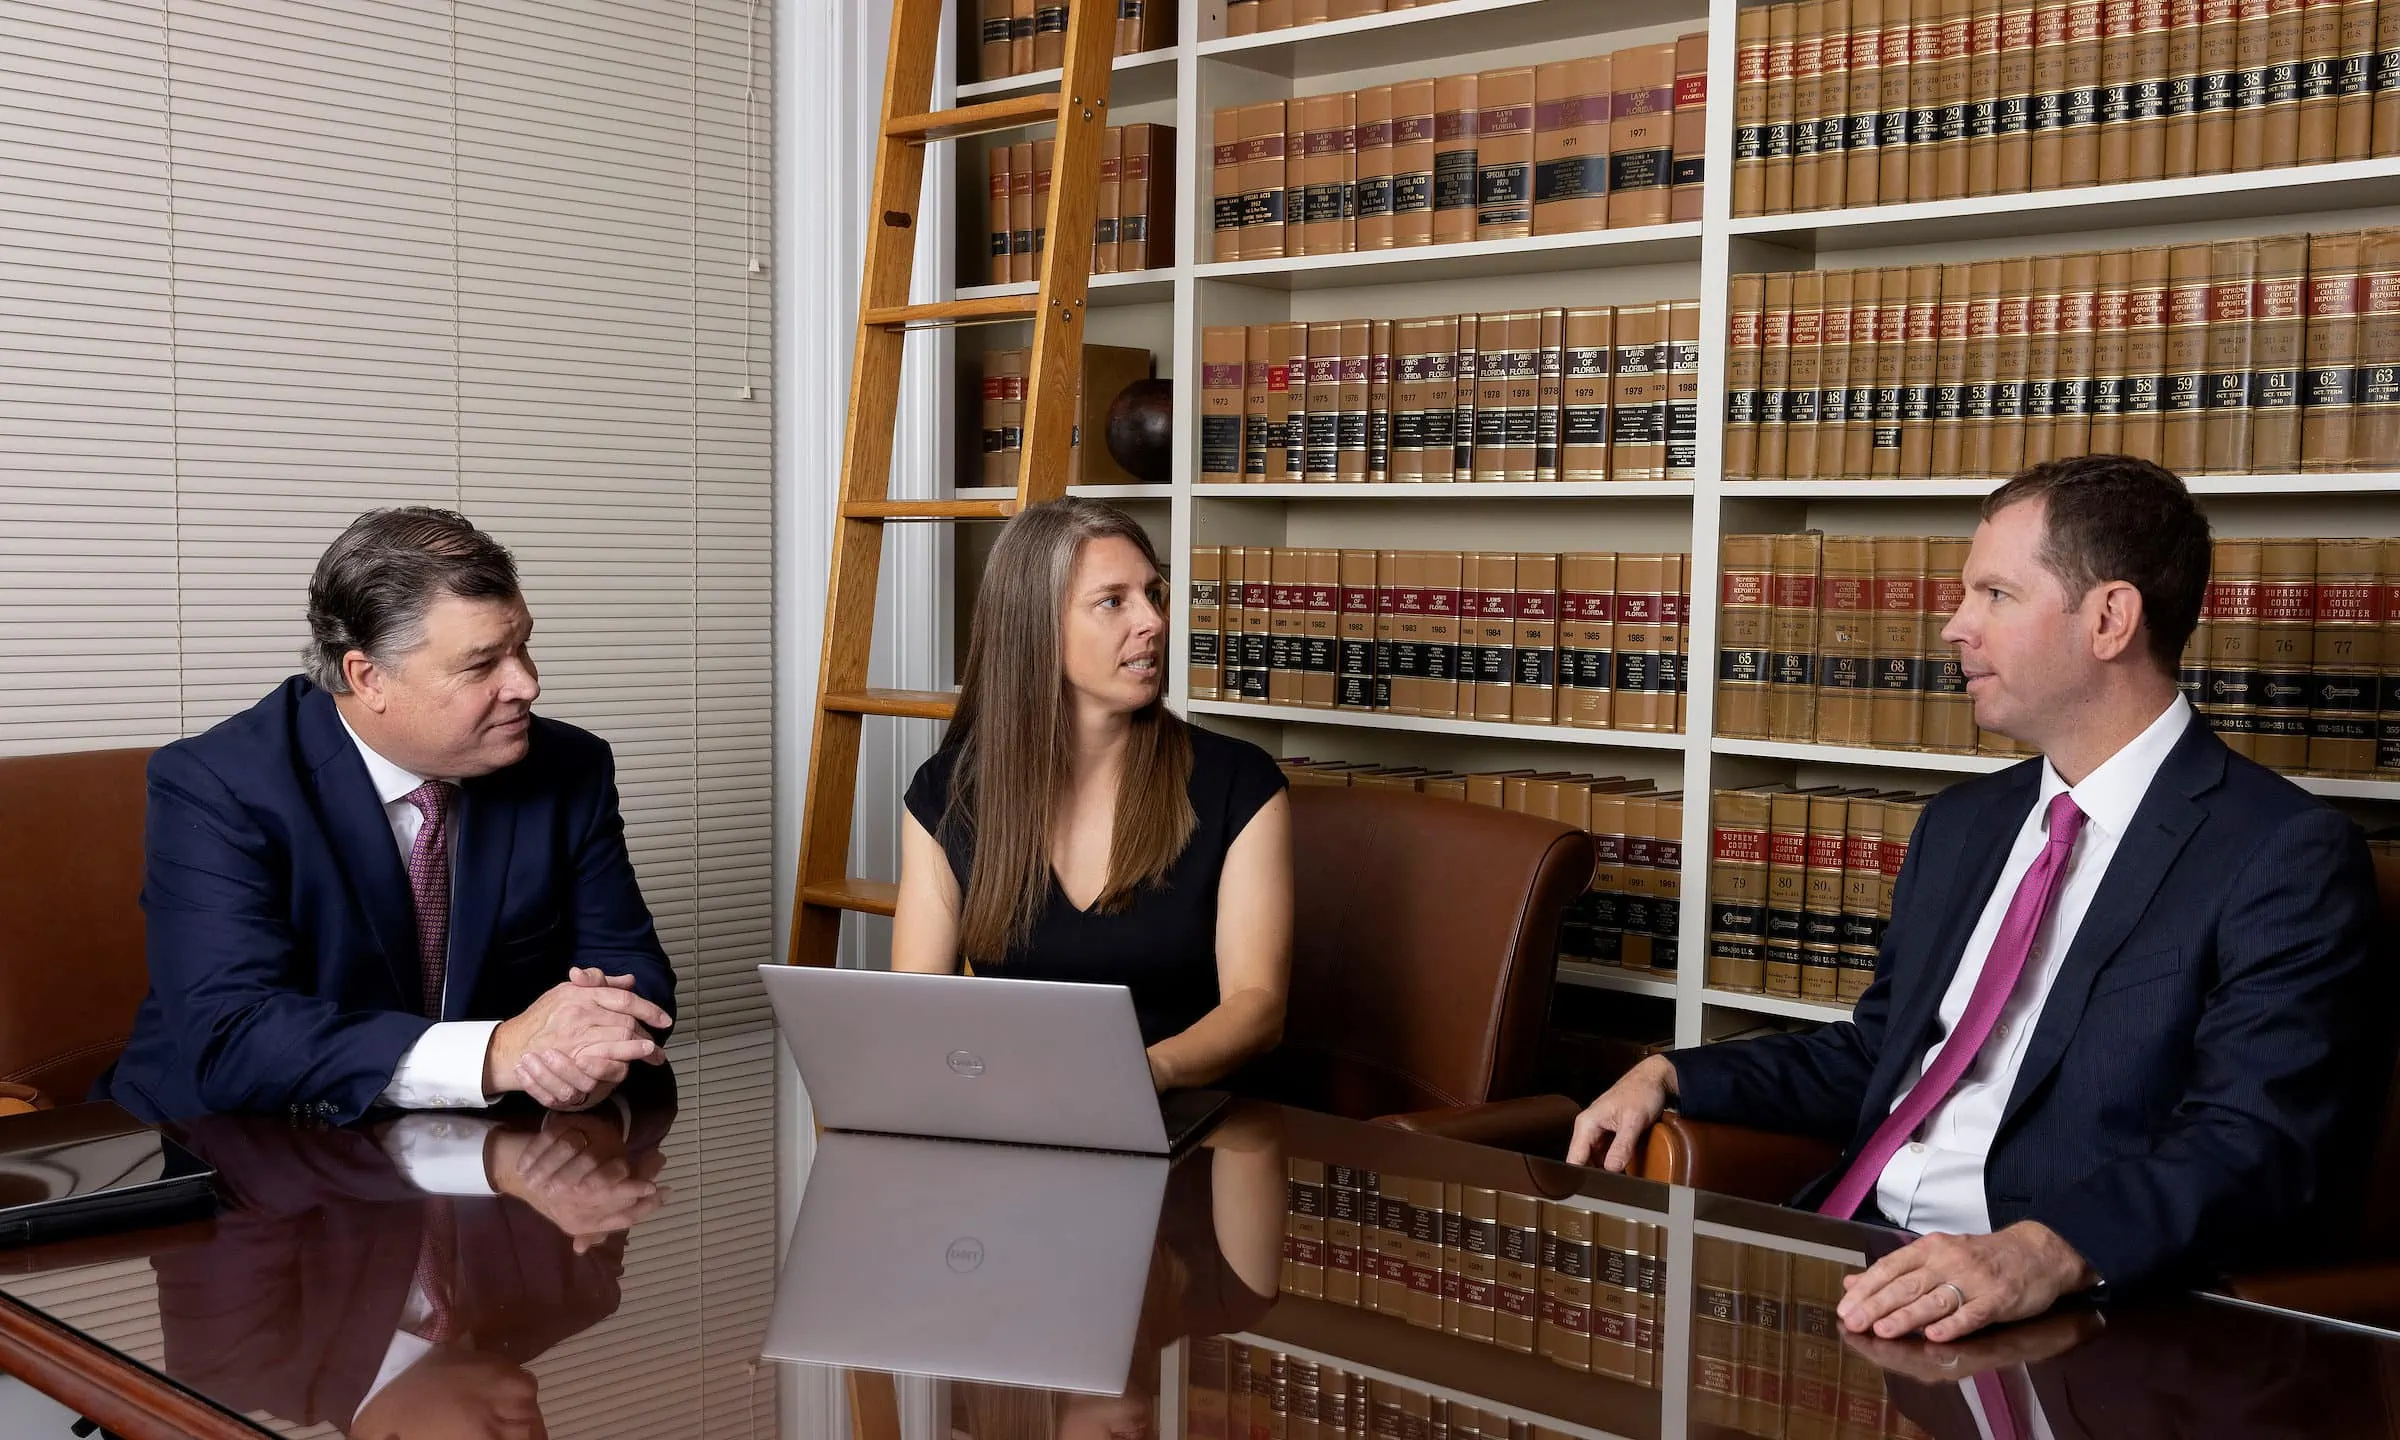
[3,1054,2396,1440]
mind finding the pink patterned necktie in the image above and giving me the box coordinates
[1819,790,2087,1222]
[409,1196,459,1344]
[403,780,454,1020]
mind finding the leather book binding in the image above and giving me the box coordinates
[2307,537,2382,773]
[2303,229,2364,470]
[1675,31,1712,219]
[1708,785,1776,992]
[1768,530,1825,740]
[1562,551,1618,727]
[1724,277,1764,479]
[1737,6,1775,213]
[1432,73,1481,246]
[1923,535,1979,750]
[1353,84,1396,251]
[1188,545,1223,700]
[1476,67,1537,242]
[1871,534,1930,747]
[1389,79,1438,247]
[1609,43,1679,227]
[1802,792,1853,1002]
[1815,535,1876,744]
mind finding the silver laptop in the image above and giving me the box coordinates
[762,1127,1168,1393]
[758,965,1228,1155]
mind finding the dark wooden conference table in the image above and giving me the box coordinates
[2,1054,2395,1440]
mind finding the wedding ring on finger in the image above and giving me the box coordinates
[1940,1281,1969,1314]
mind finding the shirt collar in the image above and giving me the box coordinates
[2035,694,2193,841]
[336,708,433,808]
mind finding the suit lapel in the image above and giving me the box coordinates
[444,776,516,1022]
[298,687,421,1007]
[1999,716,2220,1133]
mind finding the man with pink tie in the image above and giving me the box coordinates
[1568,455,2383,1344]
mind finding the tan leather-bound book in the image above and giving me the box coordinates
[1212,109,1245,262]
[1901,263,1945,478]
[1820,272,1861,479]
[1455,1187,1501,1344]
[1275,320,1309,483]
[1007,141,1035,283]
[1768,3,1802,212]
[1240,101,1289,259]
[2267,0,2309,167]
[1382,550,1424,715]
[1403,1180,1447,1330]
[1493,1194,1541,1353]
[1338,320,1373,480]
[1801,793,1852,1001]
[2030,0,2074,181]
[1031,137,1056,273]
[1123,122,1176,272]
[1268,545,1306,705]
[1470,310,1506,481]
[2359,229,2400,469]
[1610,44,1680,226]
[1873,267,1911,473]
[2196,0,2242,171]
[1614,553,1671,730]
[2089,246,2132,452]
[1433,73,1481,245]
[979,0,1014,79]
[1117,0,1175,55]
[1707,787,1775,992]
[1353,85,1396,251]
[1337,550,1378,708]
[1286,1158,1328,1299]
[1218,548,1248,704]
[1815,535,1877,743]
[1764,789,1812,996]
[1258,0,1293,29]
[1304,320,1341,480]
[2055,250,2100,457]
[1540,1203,1598,1368]
[1758,273,1796,480]
[1534,308,1563,481]
[1369,318,1395,480]
[2301,0,2347,157]
[1846,271,1886,477]
[1373,549,1405,711]
[1093,127,1124,274]
[2099,0,2140,180]
[2059,0,2106,182]
[1725,277,1765,478]
[2308,538,2381,773]
[1240,325,1271,480]
[2121,245,2173,459]
[1768,532,1825,739]
[2181,573,2211,713]
[1874,798,1927,966]
[2161,242,2216,472]
[1932,262,1974,476]
[2254,538,2318,771]
[1669,300,1702,481]
[1871,535,1930,745]
[1614,303,1670,480]
[978,349,1009,488]
[1451,314,1480,481]
[2022,252,2065,465]
[2164,0,2205,172]
[1225,0,1259,32]
[2334,0,2377,156]
[1691,1239,1746,1425]
[1420,549,1465,718]
[1718,534,1775,737]
[1291,94,1338,256]
[2249,234,2307,472]
[1504,311,1542,481]
[1420,314,1461,481]
[1675,30,1713,219]
[1467,553,1514,720]
[2207,539,2263,754]
[1935,0,1977,196]
[1993,0,2042,187]
[1386,316,1424,481]
[1924,536,1979,750]
[1794,0,1830,211]
[1009,0,1035,71]
[2127,0,2174,176]
[1850,0,1891,201]
[2304,230,2365,470]
[987,146,1012,285]
[1786,272,1828,480]
[1969,0,2008,191]
[1534,55,1613,236]
[1562,552,1618,727]
[1189,546,1225,701]
[1476,68,1537,242]
[1513,552,1560,722]
[1883,0,1922,197]
[1561,306,1616,481]
[2382,537,2400,772]
[1390,79,1438,247]
[1294,0,1330,26]
[1738,1248,1797,1433]
[1202,328,1246,484]
[1737,7,1775,213]
[1241,547,1276,704]
[1910,0,1952,198]
[2232,0,2275,171]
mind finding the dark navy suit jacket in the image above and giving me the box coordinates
[108,676,677,1124]
[1670,714,2383,1288]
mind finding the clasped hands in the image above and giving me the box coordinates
[483,967,672,1111]
[485,1109,669,1253]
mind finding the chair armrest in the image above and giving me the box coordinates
[1634,1113,1844,1203]
[0,1081,47,1115]
[1375,1094,1585,1154]
[2221,1260,2400,1329]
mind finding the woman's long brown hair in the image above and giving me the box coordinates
[945,498,1196,965]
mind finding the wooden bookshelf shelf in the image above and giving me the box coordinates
[1196,224,1703,290]
[1196,482,1695,500]
[1712,739,2010,775]
[1198,0,1701,78]
[1705,990,1854,1025]
[957,270,1174,309]
[955,484,1170,500]
[1725,476,2400,500]
[1558,961,1679,1000]
[1191,699,1689,751]
[955,48,1177,107]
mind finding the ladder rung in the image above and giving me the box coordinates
[800,878,899,917]
[888,92,1063,142]
[823,688,960,719]
[865,294,1042,329]
[843,499,1017,521]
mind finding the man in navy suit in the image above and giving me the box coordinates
[1568,455,2381,1340]
[109,507,676,1124]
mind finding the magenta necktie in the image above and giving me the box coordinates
[1819,791,2087,1222]
[404,780,454,1020]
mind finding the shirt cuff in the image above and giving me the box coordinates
[378,1019,503,1111]
[378,1113,503,1197]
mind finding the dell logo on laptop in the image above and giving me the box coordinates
[946,1050,986,1077]
[946,1238,985,1272]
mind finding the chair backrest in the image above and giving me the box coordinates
[1231,782,1594,1120]
[0,747,154,1103]
[2354,846,2400,1255]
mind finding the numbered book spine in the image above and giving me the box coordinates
[2304,228,2364,470]
[1871,535,1929,747]
[1433,73,1482,245]
[1675,31,1712,219]
[1190,546,1225,700]
[1477,67,1538,242]
[2309,537,2382,774]
[1610,42,1680,226]
[1802,793,1852,1002]
[1337,550,1379,710]
[1837,799,1886,1003]
[1391,79,1438,248]
[1737,8,1774,213]
[1707,785,1774,992]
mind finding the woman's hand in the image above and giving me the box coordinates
[1146,1046,1171,1092]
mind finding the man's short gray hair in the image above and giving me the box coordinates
[304,508,519,693]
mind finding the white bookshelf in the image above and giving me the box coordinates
[928,0,2400,1054]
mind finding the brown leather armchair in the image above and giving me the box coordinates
[1226,782,1593,1121]
[0,747,155,1109]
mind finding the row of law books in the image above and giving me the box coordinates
[1197,307,1703,486]
[1694,1236,1937,1439]
[1278,759,1684,974]
[1209,40,1705,263]
[971,344,1156,488]
[972,0,1172,80]
[982,124,1176,285]
[1272,1162,1671,1383]
[1716,533,2025,756]
[1189,547,1693,731]
[1188,1340,1600,1440]
[1734,0,2400,218]
[1726,231,2400,483]
[1707,785,1928,1004]
[1223,0,1447,33]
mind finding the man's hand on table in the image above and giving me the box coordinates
[484,1109,668,1252]
[1839,1306,2104,1386]
[1838,1221,2099,1342]
[1565,1054,1678,1171]
[483,967,672,1111]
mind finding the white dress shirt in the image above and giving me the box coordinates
[340,715,504,1110]
[1873,694,2192,1237]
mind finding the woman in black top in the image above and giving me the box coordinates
[893,499,1291,1089]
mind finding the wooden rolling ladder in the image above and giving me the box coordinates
[786,0,1117,967]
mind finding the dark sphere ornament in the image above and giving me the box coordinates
[1104,377,1175,485]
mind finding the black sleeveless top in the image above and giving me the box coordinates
[903,725,1287,1046]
